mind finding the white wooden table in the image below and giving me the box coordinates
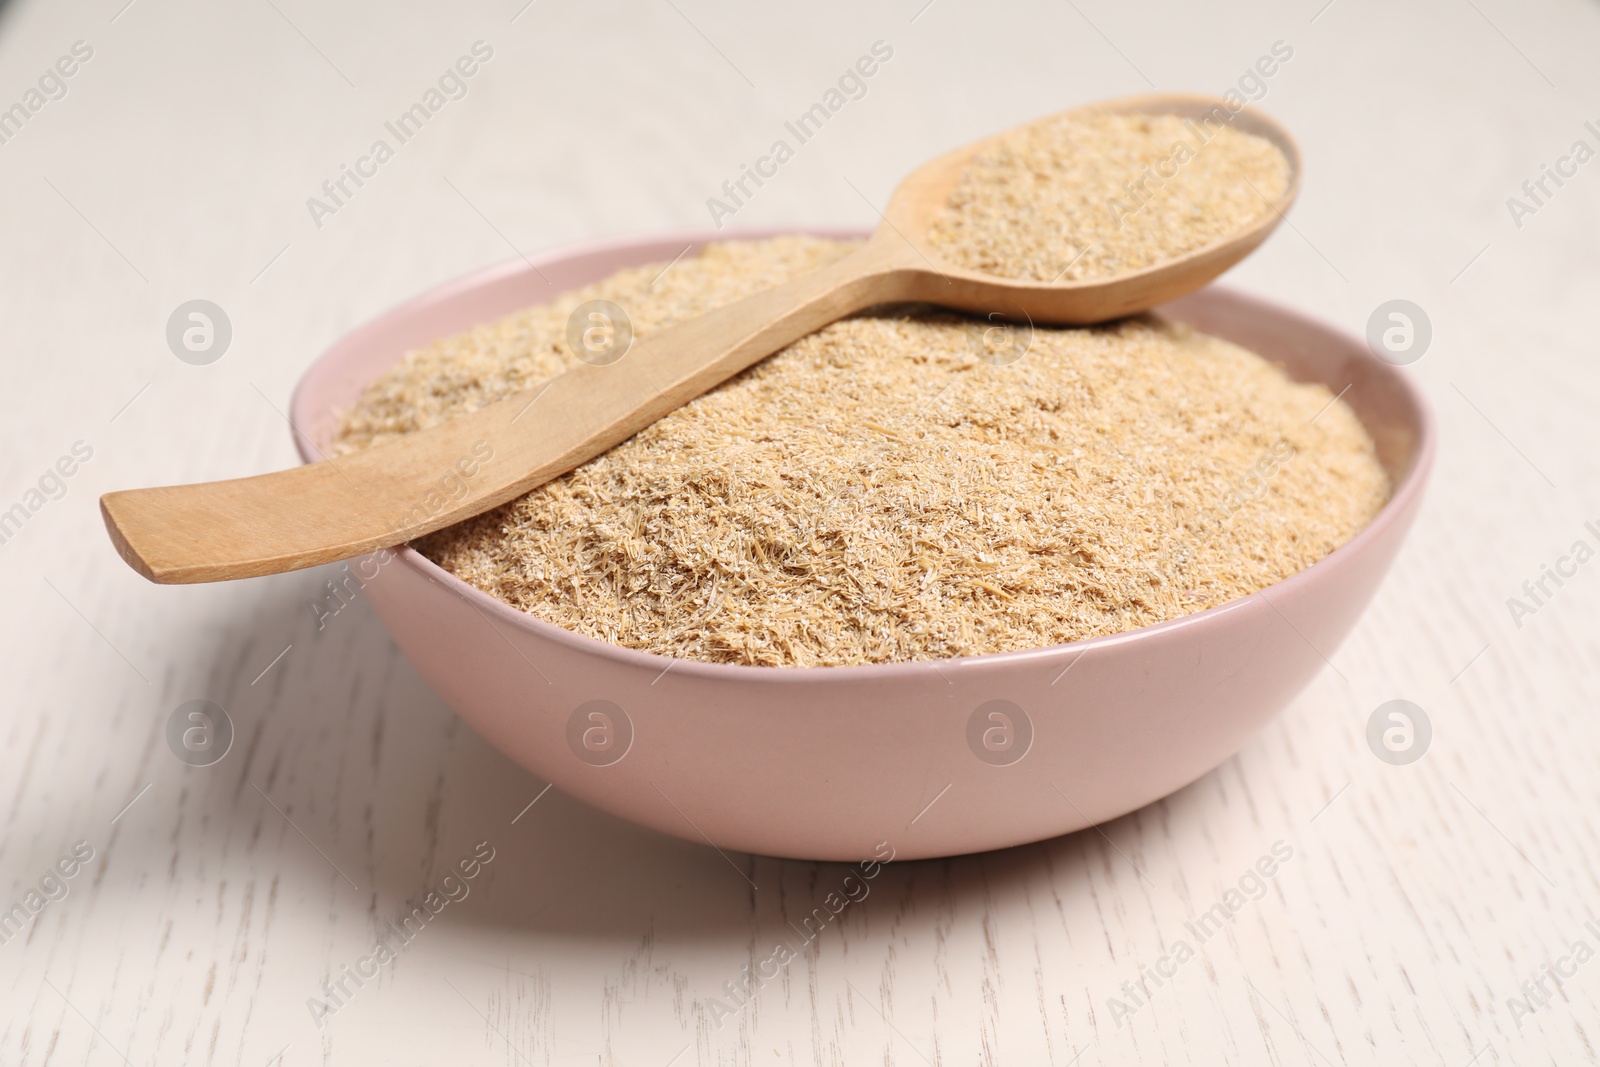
[2,0,1597,1062]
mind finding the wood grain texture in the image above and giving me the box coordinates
[2,0,1597,1064]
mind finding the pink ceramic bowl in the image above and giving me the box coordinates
[291,228,1433,862]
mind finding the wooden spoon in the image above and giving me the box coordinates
[102,93,1301,584]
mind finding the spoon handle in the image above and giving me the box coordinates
[101,238,911,584]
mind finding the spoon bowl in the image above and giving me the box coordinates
[878,92,1302,321]
[101,93,1301,585]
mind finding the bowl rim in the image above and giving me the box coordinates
[291,226,1436,682]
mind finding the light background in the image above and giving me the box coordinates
[1,0,1597,1063]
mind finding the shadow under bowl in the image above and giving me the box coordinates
[290,227,1434,862]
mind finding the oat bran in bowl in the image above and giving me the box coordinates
[291,228,1433,862]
